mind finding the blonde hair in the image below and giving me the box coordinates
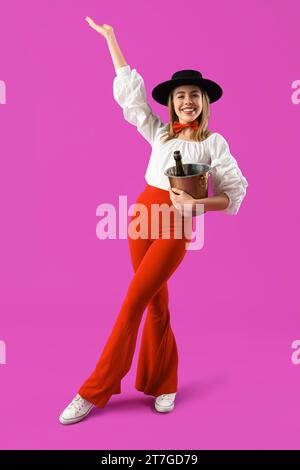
[160,86,212,143]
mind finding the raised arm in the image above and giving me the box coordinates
[85,17,127,72]
[85,17,165,146]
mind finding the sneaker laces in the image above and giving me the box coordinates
[157,393,176,402]
[68,395,89,414]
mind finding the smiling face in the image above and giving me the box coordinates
[172,85,203,124]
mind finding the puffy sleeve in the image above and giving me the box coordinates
[113,64,165,146]
[209,134,248,216]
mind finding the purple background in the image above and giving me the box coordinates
[0,0,299,450]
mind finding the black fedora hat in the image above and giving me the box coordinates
[152,69,223,106]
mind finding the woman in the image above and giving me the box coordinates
[59,17,248,425]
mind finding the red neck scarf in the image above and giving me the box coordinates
[173,119,199,134]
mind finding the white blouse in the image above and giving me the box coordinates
[113,64,248,215]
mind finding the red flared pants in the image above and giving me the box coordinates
[78,184,192,409]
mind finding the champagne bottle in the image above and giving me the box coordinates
[173,150,186,176]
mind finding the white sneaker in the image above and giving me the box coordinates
[154,393,176,413]
[59,394,95,425]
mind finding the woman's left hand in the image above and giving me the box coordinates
[168,187,194,215]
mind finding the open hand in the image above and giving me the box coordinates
[85,17,114,39]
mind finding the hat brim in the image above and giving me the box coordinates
[152,77,223,106]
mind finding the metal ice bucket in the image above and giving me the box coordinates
[164,163,212,199]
